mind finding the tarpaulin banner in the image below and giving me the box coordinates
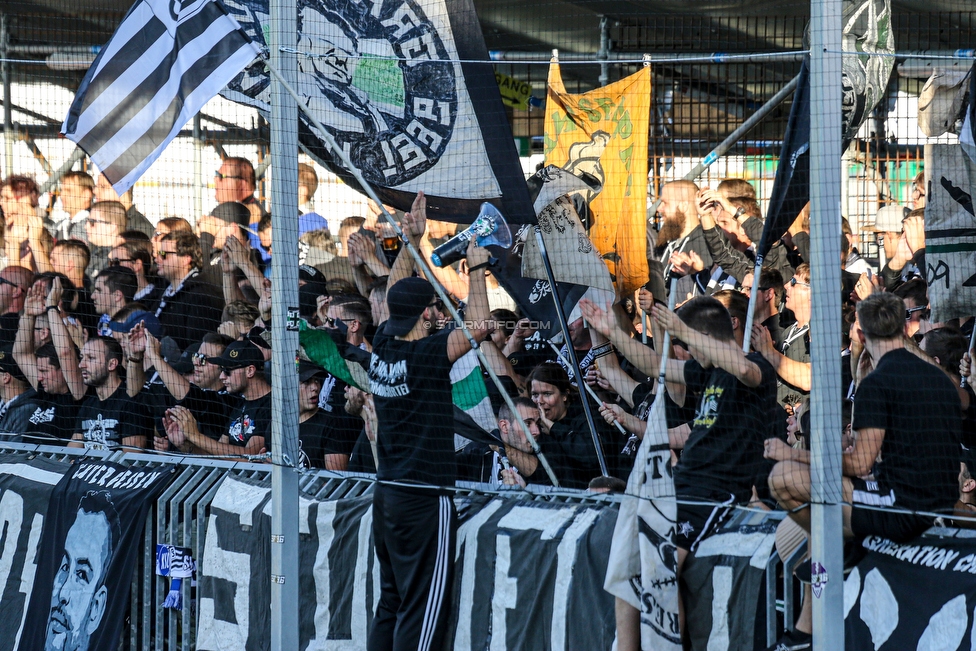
[19,460,171,651]
[221,0,535,224]
[196,475,618,650]
[544,63,650,295]
[0,455,72,651]
[845,534,976,649]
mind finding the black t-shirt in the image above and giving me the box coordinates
[75,386,153,449]
[852,348,961,514]
[674,353,778,502]
[631,382,697,430]
[226,392,273,450]
[347,428,376,474]
[179,384,242,441]
[24,390,83,444]
[0,311,19,346]
[298,409,359,468]
[369,328,454,485]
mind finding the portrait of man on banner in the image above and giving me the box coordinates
[19,461,169,651]
[44,491,121,651]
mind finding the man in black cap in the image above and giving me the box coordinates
[367,191,491,651]
[165,339,271,457]
[296,360,359,470]
[0,343,39,437]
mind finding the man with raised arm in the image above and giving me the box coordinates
[367,191,491,651]
[14,279,88,444]
[70,336,152,450]
[581,295,777,641]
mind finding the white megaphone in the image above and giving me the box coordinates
[430,203,512,267]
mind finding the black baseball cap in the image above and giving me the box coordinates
[299,265,329,318]
[211,202,251,227]
[297,360,327,382]
[384,277,436,337]
[0,344,25,382]
[208,340,264,370]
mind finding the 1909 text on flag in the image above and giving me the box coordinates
[61,0,260,195]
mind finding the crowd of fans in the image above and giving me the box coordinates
[0,158,971,647]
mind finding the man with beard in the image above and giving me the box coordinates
[45,490,121,651]
[165,340,271,457]
[654,180,714,300]
[70,336,151,450]
[144,332,240,452]
[16,279,87,443]
[344,385,377,473]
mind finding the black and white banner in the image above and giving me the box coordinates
[62,0,260,194]
[845,535,976,649]
[221,0,535,224]
[0,455,71,651]
[681,517,777,651]
[924,144,976,323]
[19,461,171,651]
[197,476,618,650]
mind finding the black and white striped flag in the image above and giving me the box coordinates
[62,0,260,194]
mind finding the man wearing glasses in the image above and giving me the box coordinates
[215,157,268,259]
[151,231,224,350]
[162,339,271,458]
[752,263,812,407]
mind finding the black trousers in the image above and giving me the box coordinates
[368,484,457,651]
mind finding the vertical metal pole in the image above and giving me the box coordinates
[534,227,610,477]
[808,0,845,646]
[2,15,13,177]
[193,114,203,221]
[268,0,300,648]
[598,16,609,87]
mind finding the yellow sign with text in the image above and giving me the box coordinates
[544,63,650,295]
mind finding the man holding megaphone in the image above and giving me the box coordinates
[366,191,492,651]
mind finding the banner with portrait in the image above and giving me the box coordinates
[221,0,535,224]
[18,461,171,651]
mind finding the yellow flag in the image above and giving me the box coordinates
[544,63,650,296]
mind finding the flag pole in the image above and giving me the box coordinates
[534,226,611,477]
[741,256,764,352]
[261,58,562,488]
[547,340,628,438]
[647,73,801,216]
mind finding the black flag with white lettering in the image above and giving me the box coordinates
[757,57,810,260]
[62,0,260,195]
[220,0,536,224]
[19,461,171,651]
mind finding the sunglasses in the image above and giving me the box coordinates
[108,257,133,266]
[323,315,344,328]
[789,277,810,288]
[192,352,208,365]
[215,171,245,181]
[905,305,929,320]
[428,299,444,310]
[0,277,23,291]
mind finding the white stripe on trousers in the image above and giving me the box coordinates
[418,495,450,651]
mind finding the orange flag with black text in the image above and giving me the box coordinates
[544,62,650,296]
